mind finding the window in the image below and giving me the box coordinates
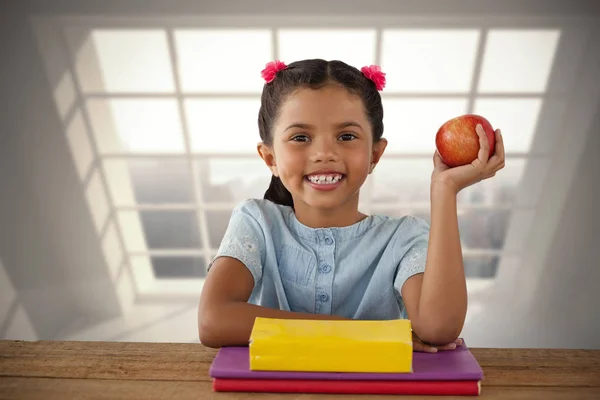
[52,23,560,298]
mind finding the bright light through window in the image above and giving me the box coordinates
[92,30,174,93]
[175,29,272,93]
[278,29,377,68]
[371,158,433,203]
[185,98,261,153]
[382,98,468,153]
[88,99,185,153]
[381,29,480,93]
[478,30,561,93]
[473,98,543,152]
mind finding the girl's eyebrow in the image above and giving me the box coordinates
[336,121,364,131]
[284,123,313,132]
[284,121,364,132]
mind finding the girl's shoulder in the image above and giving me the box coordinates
[371,213,430,232]
[232,198,292,217]
[230,198,293,229]
[365,214,430,248]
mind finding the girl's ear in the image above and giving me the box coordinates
[370,138,388,173]
[257,143,279,177]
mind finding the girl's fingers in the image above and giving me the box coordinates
[434,338,464,351]
[436,342,457,351]
[475,124,490,165]
[486,129,505,173]
[433,150,442,166]
[494,129,505,161]
[415,341,439,353]
[413,337,439,353]
[433,150,449,171]
[413,337,463,353]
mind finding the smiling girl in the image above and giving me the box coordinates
[198,59,505,352]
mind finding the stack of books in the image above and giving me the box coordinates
[209,317,483,396]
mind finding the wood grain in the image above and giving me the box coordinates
[2,377,600,400]
[1,340,600,399]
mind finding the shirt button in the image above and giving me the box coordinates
[320,265,332,274]
[318,293,330,302]
[324,237,333,245]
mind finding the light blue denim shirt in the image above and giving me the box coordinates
[210,199,429,320]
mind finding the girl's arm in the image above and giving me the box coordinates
[402,184,467,345]
[198,256,347,348]
[402,126,505,346]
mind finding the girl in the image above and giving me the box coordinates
[198,59,505,352]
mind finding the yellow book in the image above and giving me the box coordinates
[249,317,413,373]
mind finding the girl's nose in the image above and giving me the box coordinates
[309,139,339,163]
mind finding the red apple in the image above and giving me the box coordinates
[435,114,496,168]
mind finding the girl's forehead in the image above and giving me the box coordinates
[279,85,367,122]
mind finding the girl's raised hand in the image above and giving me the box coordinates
[431,124,505,194]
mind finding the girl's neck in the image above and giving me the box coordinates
[292,199,368,229]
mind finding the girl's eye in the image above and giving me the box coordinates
[291,135,310,142]
[339,133,357,141]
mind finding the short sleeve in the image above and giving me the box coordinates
[393,216,430,301]
[208,201,266,284]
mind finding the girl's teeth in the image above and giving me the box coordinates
[308,175,342,184]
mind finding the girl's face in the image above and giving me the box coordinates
[258,85,387,225]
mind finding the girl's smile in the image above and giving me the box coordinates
[305,170,346,190]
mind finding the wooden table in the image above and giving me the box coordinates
[1,340,599,399]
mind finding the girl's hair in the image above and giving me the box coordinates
[258,59,384,209]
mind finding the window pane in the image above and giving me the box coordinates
[140,211,201,249]
[368,208,510,251]
[104,159,194,205]
[382,29,480,93]
[278,29,376,68]
[371,158,432,203]
[151,256,206,278]
[458,158,526,206]
[129,159,193,204]
[175,29,271,93]
[473,98,542,153]
[478,30,561,93]
[88,99,185,153]
[91,29,174,93]
[186,99,261,153]
[463,255,499,278]
[206,210,234,249]
[197,158,271,203]
[383,98,468,153]
[459,209,511,250]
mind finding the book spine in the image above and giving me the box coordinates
[213,378,481,396]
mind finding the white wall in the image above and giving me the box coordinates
[0,9,123,340]
[462,23,600,348]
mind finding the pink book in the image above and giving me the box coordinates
[209,342,484,395]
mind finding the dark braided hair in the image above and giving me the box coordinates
[258,59,384,209]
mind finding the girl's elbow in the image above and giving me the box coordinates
[198,324,221,348]
[198,306,223,348]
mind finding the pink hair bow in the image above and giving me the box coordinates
[361,65,386,91]
[261,60,288,83]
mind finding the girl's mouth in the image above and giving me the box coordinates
[304,174,345,191]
